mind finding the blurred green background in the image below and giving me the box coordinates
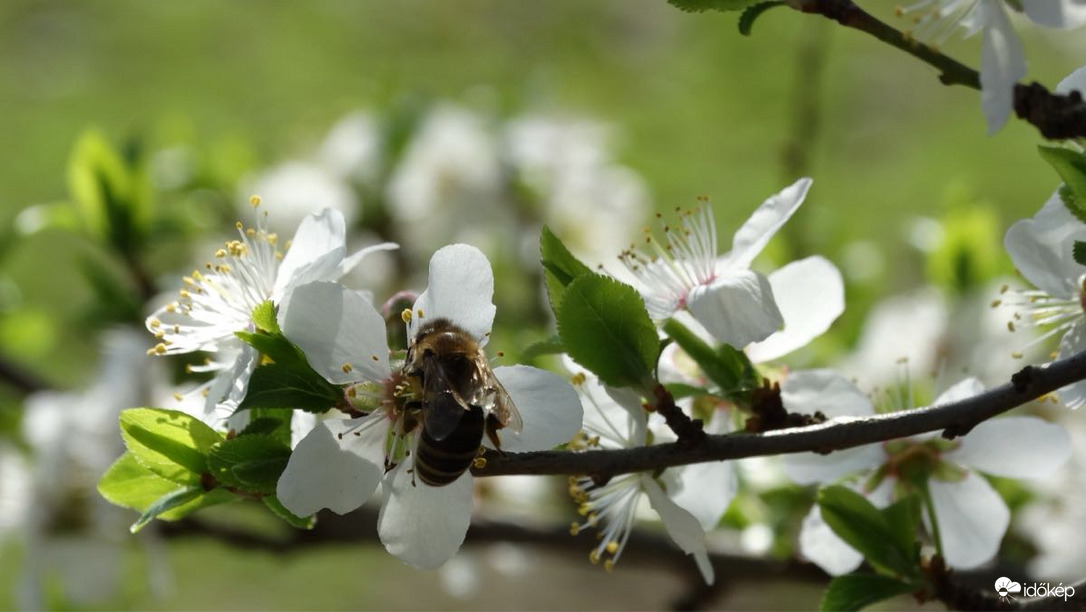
[1,1,1083,608]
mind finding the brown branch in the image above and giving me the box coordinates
[473,351,1086,480]
[0,353,48,395]
[651,384,705,446]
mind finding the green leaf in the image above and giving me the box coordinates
[1039,146,1086,224]
[263,495,317,530]
[556,274,659,390]
[882,495,922,566]
[235,330,306,369]
[663,382,707,400]
[668,0,761,12]
[67,130,152,255]
[817,485,915,578]
[540,225,594,314]
[119,408,223,485]
[1074,241,1086,267]
[131,486,202,533]
[662,318,757,399]
[99,453,236,522]
[241,413,292,446]
[251,300,281,335]
[207,434,291,495]
[236,363,341,413]
[521,333,565,361]
[819,574,916,612]
[738,1,785,35]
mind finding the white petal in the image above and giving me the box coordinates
[780,369,875,419]
[1003,191,1086,299]
[798,504,864,576]
[642,476,715,585]
[279,281,391,384]
[746,256,845,363]
[490,365,583,453]
[666,411,734,530]
[1024,0,1086,28]
[337,241,399,278]
[408,244,496,345]
[933,377,984,405]
[272,208,349,300]
[783,445,884,486]
[727,178,812,269]
[944,416,1071,478]
[290,411,318,449]
[1057,64,1086,96]
[276,416,386,517]
[378,462,474,569]
[1057,321,1086,409]
[928,473,1009,570]
[978,2,1026,134]
[686,270,783,349]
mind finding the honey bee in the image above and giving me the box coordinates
[402,317,522,486]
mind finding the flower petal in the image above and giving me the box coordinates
[1003,191,1086,299]
[377,462,474,569]
[642,475,714,585]
[273,208,348,300]
[666,410,735,530]
[686,269,783,349]
[1057,64,1086,96]
[279,281,391,385]
[727,177,812,269]
[978,2,1026,135]
[746,256,844,363]
[780,369,875,418]
[490,365,583,453]
[944,416,1071,478]
[1024,0,1086,29]
[798,504,864,576]
[933,377,984,405]
[276,416,386,516]
[408,244,496,345]
[337,241,400,278]
[928,473,1009,570]
[783,445,884,486]
[1057,321,1086,409]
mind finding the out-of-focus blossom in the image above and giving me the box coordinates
[242,162,359,233]
[618,178,812,349]
[317,111,382,184]
[782,371,1070,574]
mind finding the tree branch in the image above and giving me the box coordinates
[789,0,1086,139]
[474,351,1086,479]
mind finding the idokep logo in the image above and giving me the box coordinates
[995,577,1076,603]
[995,577,1021,603]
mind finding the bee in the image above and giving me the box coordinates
[402,317,522,486]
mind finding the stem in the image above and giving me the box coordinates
[919,479,944,559]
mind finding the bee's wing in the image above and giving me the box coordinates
[470,356,523,435]
[421,355,473,442]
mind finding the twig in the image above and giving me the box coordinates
[0,354,48,395]
[473,351,1086,479]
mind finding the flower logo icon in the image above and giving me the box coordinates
[995,577,1022,603]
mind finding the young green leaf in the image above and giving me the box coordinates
[263,495,317,530]
[540,225,594,313]
[817,485,915,578]
[819,574,916,612]
[1039,146,1086,224]
[668,0,762,12]
[556,273,659,390]
[251,300,281,335]
[882,494,922,571]
[235,330,307,369]
[119,408,223,485]
[662,318,757,399]
[207,434,291,495]
[739,1,785,35]
[521,333,565,361]
[99,453,237,521]
[236,363,341,412]
[241,411,293,446]
[131,486,205,533]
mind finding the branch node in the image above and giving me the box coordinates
[746,379,825,433]
[1011,364,1037,394]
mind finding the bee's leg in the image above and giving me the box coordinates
[484,413,506,455]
